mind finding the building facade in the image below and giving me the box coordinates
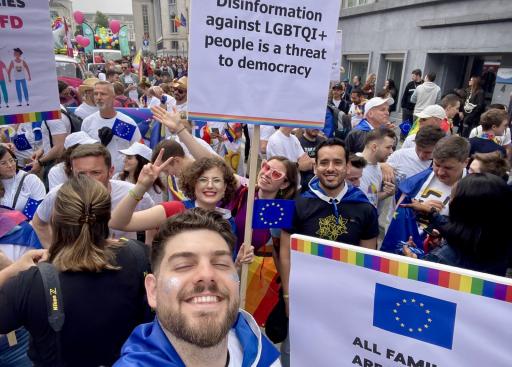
[49,0,73,23]
[132,0,190,56]
[339,0,512,113]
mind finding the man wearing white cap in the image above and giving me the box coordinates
[402,105,447,149]
[345,96,393,154]
[47,131,98,190]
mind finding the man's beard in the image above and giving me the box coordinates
[159,282,239,348]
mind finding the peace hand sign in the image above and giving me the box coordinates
[137,148,173,190]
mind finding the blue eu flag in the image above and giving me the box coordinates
[252,199,294,229]
[380,203,422,254]
[22,198,42,221]
[13,134,32,151]
[373,283,457,349]
[112,119,136,141]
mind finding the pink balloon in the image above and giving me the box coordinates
[109,19,121,34]
[78,37,90,48]
[75,35,83,43]
[73,11,84,25]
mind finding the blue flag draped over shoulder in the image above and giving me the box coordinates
[252,199,294,229]
[0,221,42,249]
[112,119,136,141]
[22,198,42,221]
[373,283,457,349]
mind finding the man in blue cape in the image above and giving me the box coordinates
[114,209,280,367]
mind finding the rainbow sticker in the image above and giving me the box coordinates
[188,111,323,128]
[0,110,61,125]
[291,237,512,303]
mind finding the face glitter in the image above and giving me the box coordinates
[229,272,240,283]
[164,277,181,293]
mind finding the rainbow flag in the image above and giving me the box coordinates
[174,15,181,28]
[245,248,280,326]
[225,125,236,142]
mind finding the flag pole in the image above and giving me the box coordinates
[240,124,260,309]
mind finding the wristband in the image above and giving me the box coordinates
[175,126,186,135]
[128,189,143,202]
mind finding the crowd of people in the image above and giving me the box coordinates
[0,56,512,366]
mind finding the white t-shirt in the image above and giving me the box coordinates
[247,124,277,158]
[349,103,365,128]
[163,94,177,111]
[111,173,164,205]
[148,96,162,108]
[81,111,142,173]
[48,162,68,190]
[401,133,416,149]
[41,114,71,154]
[35,180,155,240]
[266,130,305,162]
[469,126,512,146]
[0,171,46,212]
[414,172,452,216]
[387,147,431,183]
[75,103,99,120]
[359,163,382,208]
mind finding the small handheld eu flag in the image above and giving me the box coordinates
[13,134,32,151]
[112,119,136,141]
[373,283,457,349]
[22,198,42,221]
[252,199,294,229]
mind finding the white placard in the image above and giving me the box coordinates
[290,234,512,367]
[330,30,342,82]
[187,0,341,128]
[0,0,60,124]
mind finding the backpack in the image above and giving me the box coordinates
[60,107,83,133]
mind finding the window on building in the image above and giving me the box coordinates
[342,0,375,8]
[170,13,178,33]
[142,5,150,35]
[346,55,369,85]
[171,41,179,50]
[385,54,405,102]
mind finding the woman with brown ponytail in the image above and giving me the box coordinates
[0,175,151,367]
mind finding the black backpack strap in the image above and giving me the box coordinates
[43,120,54,148]
[12,172,28,210]
[38,262,65,366]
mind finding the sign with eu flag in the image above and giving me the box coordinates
[373,283,456,349]
[252,199,294,229]
[289,234,512,367]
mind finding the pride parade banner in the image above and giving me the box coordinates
[0,0,60,124]
[187,0,341,128]
[290,234,512,367]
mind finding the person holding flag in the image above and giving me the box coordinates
[0,145,45,221]
[80,81,142,173]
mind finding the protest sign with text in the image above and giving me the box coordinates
[187,0,341,128]
[0,0,60,125]
[290,234,512,367]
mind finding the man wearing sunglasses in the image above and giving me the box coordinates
[120,62,140,103]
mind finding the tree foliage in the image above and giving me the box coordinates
[94,11,109,28]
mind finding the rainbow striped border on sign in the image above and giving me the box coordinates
[291,237,512,304]
[0,110,61,125]
[188,111,323,128]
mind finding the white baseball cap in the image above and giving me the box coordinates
[64,131,98,149]
[416,105,447,120]
[363,97,394,117]
[119,142,153,161]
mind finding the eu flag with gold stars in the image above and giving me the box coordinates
[13,134,32,151]
[112,119,136,141]
[373,283,457,349]
[22,198,42,221]
[252,199,294,229]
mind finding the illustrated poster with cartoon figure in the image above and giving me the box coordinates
[0,0,60,124]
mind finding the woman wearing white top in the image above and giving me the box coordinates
[0,146,45,218]
[112,142,165,205]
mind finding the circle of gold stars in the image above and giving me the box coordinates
[259,202,285,226]
[393,298,432,333]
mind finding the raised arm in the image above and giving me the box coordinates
[151,105,215,160]
[109,149,172,232]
